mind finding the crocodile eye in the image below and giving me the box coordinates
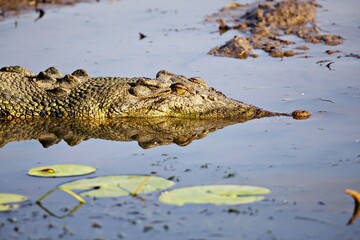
[171,83,189,95]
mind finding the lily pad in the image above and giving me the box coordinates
[28,164,96,177]
[159,185,270,206]
[60,175,175,198]
[0,204,20,211]
[0,193,28,212]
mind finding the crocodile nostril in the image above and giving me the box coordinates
[207,95,216,101]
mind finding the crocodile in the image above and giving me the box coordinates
[0,66,309,121]
[0,118,242,149]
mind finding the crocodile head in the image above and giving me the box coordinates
[0,66,309,120]
[111,70,276,121]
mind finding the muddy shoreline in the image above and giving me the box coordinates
[207,0,344,59]
[0,0,94,19]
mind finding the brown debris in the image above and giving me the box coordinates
[325,61,334,70]
[306,34,344,45]
[325,49,340,55]
[139,32,147,40]
[208,36,253,59]
[225,2,244,10]
[218,18,231,35]
[34,8,45,21]
[345,53,360,59]
[0,0,94,19]
[295,46,310,50]
[315,59,336,70]
[207,0,344,59]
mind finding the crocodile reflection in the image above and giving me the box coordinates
[0,117,246,149]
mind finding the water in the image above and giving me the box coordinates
[0,0,359,239]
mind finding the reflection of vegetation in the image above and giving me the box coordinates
[132,175,154,196]
[36,201,84,219]
[0,118,240,149]
[36,186,85,218]
[345,189,360,225]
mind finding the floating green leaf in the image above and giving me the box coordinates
[0,204,20,211]
[0,193,28,212]
[159,185,270,206]
[60,175,175,198]
[0,193,28,204]
[28,164,96,177]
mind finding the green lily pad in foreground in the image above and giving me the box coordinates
[0,193,28,212]
[60,175,175,198]
[159,185,270,206]
[28,164,96,177]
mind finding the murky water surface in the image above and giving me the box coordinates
[0,0,359,239]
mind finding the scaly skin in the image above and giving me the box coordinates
[0,66,309,121]
[0,118,242,149]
